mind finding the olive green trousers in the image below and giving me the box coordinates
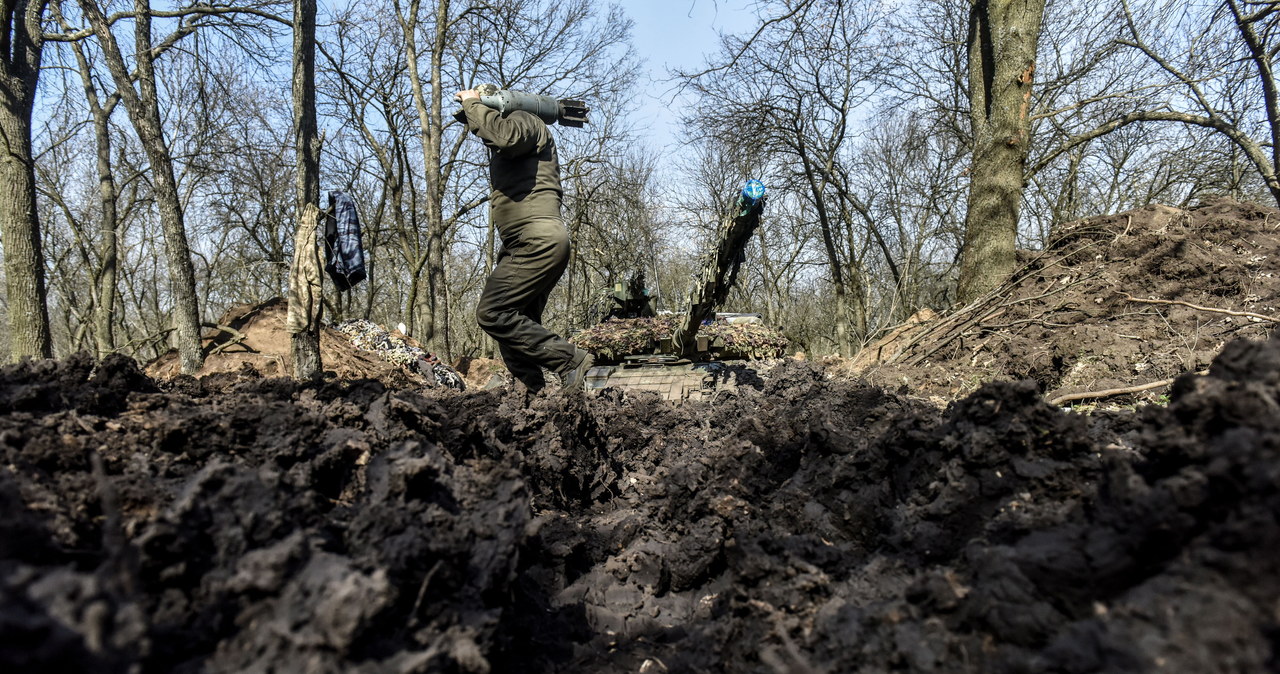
[476,217,584,390]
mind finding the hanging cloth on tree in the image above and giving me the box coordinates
[286,203,324,334]
[324,191,367,291]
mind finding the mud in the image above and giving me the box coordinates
[4,322,1280,672]
[144,298,456,391]
[848,198,1280,407]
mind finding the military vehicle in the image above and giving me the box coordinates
[457,88,784,399]
[579,180,785,401]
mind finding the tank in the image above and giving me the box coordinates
[574,180,786,401]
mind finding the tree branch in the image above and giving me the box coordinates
[44,3,288,42]
[1047,372,1205,407]
[1121,293,1280,323]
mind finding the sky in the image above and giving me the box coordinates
[624,0,760,151]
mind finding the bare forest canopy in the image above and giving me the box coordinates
[4,0,1279,367]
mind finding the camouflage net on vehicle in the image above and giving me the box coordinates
[572,316,789,360]
[334,319,465,390]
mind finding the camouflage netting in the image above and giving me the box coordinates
[572,316,789,360]
[335,320,465,390]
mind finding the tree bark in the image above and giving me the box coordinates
[290,0,322,381]
[798,143,855,356]
[399,0,449,353]
[55,0,124,359]
[88,87,121,359]
[77,0,204,373]
[0,0,53,361]
[957,0,1045,303]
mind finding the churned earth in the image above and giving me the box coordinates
[3,198,1280,673]
[3,335,1279,672]
[846,197,1280,407]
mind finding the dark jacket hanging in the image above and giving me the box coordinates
[324,191,367,291]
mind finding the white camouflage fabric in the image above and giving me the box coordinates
[335,320,465,390]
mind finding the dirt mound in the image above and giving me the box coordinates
[848,198,1280,406]
[452,356,506,390]
[144,299,453,391]
[3,324,1280,671]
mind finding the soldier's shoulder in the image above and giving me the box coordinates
[506,109,547,128]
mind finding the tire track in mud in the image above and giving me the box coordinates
[2,338,1279,672]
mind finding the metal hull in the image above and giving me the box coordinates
[584,361,746,402]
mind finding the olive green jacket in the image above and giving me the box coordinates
[461,98,563,227]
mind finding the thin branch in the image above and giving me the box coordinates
[1121,293,1280,323]
[672,0,815,84]
[44,4,289,42]
[1048,371,1205,406]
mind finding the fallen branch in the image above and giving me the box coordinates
[884,240,1099,363]
[119,327,176,359]
[202,322,247,340]
[202,322,255,355]
[1048,370,1207,406]
[1121,293,1279,323]
[905,273,1099,367]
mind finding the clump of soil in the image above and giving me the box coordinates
[4,322,1280,671]
[848,198,1280,406]
[6,200,1280,671]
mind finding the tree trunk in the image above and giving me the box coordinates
[61,7,124,359]
[78,0,204,373]
[957,0,1045,303]
[90,101,120,359]
[799,148,854,356]
[425,1,449,356]
[399,0,449,352]
[290,0,322,382]
[0,0,53,361]
[53,0,121,359]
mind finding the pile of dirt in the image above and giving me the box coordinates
[3,325,1279,671]
[452,356,507,390]
[846,198,1280,406]
[144,298,458,391]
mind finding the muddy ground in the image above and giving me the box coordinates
[144,298,444,390]
[5,338,1280,672]
[3,199,1280,673]
[846,197,1280,406]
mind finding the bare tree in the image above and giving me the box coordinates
[1118,0,1280,205]
[0,0,53,360]
[1026,0,1280,211]
[393,0,453,351]
[72,0,206,372]
[956,0,1047,303]
[853,112,967,318]
[290,0,320,379]
[322,3,450,339]
[45,0,129,358]
[679,0,885,354]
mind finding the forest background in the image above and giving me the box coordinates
[3,0,1276,371]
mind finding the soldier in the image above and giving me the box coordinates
[454,88,594,394]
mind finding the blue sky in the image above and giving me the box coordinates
[625,0,759,150]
